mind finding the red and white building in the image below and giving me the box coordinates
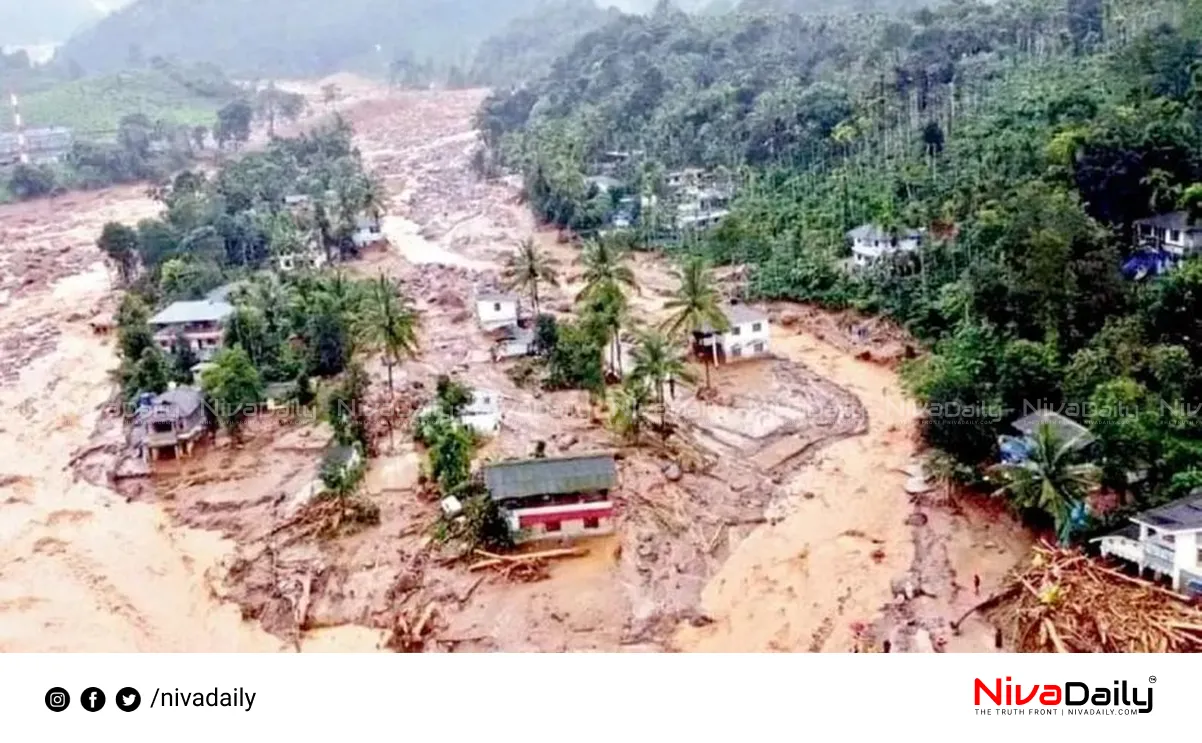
[483,452,618,544]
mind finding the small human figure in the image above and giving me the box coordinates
[668,376,676,400]
[994,627,1004,650]
[973,574,981,596]
[882,639,891,653]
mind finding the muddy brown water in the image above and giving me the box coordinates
[0,84,1028,652]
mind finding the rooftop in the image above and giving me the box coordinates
[587,175,623,192]
[149,299,234,326]
[1131,491,1202,532]
[1134,211,1202,232]
[149,386,204,421]
[484,452,617,502]
[1012,409,1094,448]
[476,291,519,304]
[846,224,923,244]
[700,303,768,333]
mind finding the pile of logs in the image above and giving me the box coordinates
[978,544,1202,653]
[468,547,588,583]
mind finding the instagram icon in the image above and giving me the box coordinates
[45,687,70,712]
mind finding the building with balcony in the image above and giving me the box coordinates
[694,303,771,365]
[149,298,234,361]
[130,385,208,462]
[1093,490,1202,596]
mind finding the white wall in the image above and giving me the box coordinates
[477,299,518,329]
[718,320,770,361]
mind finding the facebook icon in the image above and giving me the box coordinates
[80,687,106,712]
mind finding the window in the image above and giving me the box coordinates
[731,325,741,336]
[752,341,765,354]
[1197,547,1202,566]
[584,517,601,530]
[1172,230,1182,243]
[544,521,561,533]
[493,303,501,312]
[731,345,743,358]
[752,322,762,333]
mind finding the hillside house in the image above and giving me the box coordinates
[483,452,618,543]
[351,214,384,248]
[131,386,208,462]
[475,291,520,331]
[1094,490,1202,596]
[846,224,922,268]
[460,388,501,436]
[149,298,234,361]
[491,324,537,361]
[1134,212,1202,256]
[586,175,623,195]
[275,247,329,273]
[695,303,771,364]
[666,167,707,190]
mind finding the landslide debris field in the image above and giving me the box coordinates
[0,81,1030,652]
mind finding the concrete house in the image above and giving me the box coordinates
[351,214,384,248]
[1094,491,1202,596]
[132,386,208,461]
[475,291,520,331]
[460,388,501,436]
[275,246,329,273]
[484,452,618,543]
[695,303,771,364]
[149,299,234,361]
[846,224,922,268]
[1134,211,1202,256]
[491,324,537,361]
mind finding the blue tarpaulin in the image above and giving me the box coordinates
[1122,249,1176,280]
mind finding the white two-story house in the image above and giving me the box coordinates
[475,291,520,331]
[696,303,771,364]
[1094,490,1202,596]
[846,224,923,268]
[1133,211,1202,258]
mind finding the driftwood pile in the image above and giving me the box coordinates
[468,547,587,583]
[981,544,1202,653]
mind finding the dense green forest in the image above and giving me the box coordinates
[480,0,1202,538]
[58,0,556,78]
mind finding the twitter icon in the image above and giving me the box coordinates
[116,687,141,712]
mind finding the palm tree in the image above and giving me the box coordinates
[502,238,559,319]
[630,330,696,434]
[661,256,729,390]
[992,422,1100,543]
[578,237,638,302]
[608,376,654,444]
[581,279,633,377]
[361,175,389,221]
[363,272,419,394]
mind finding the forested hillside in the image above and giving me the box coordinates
[58,0,552,78]
[481,0,1202,537]
[468,0,622,87]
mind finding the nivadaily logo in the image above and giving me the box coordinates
[974,677,1154,716]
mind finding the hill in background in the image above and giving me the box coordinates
[59,0,557,78]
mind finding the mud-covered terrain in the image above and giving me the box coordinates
[0,79,1030,652]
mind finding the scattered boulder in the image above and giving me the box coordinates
[904,512,929,527]
[779,310,800,327]
[662,462,683,482]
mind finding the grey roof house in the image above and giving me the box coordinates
[149,299,234,361]
[484,452,617,503]
[1094,489,1202,596]
[483,452,619,544]
[132,386,208,462]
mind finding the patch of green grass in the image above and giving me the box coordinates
[7,70,231,137]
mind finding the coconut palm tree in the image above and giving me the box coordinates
[578,237,638,302]
[363,272,419,394]
[630,330,696,434]
[992,422,1100,543]
[502,238,559,319]
[580,279,633,377]
[608,376,654,444]
[661,256,728,390]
